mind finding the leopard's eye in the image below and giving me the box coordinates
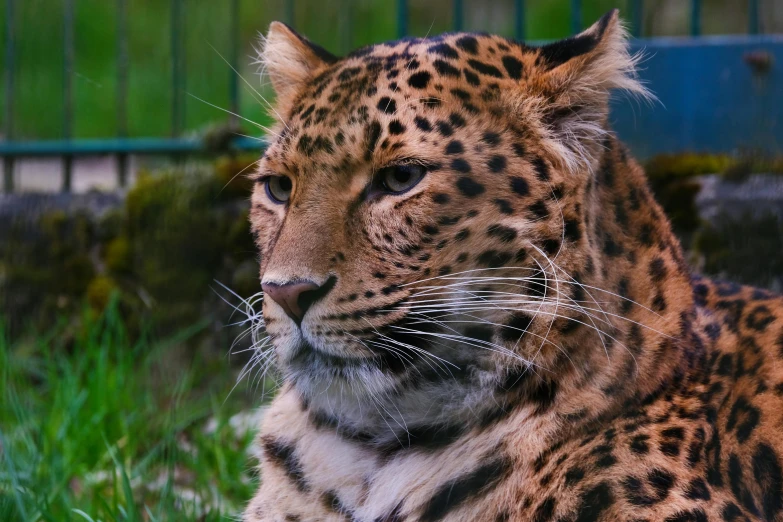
[265,175,293,204]
[377,164,426,194]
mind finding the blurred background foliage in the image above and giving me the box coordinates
[1,0,781,139]
[1,157,267,520]
[1,157,257,338]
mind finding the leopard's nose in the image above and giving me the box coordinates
[261,278,334,325]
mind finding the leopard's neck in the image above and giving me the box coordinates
[526,135,702,432]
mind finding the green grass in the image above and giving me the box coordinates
[0,0,627,141]
[0,298,269,521]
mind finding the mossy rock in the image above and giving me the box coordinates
[645,153,734,181]
[214,155,258,201]
[105,236,133,275]
[646,176,702,237]
[120,167,254,331]
[0,158,259,340]
[642,152,783,238]
[86,276,118,311]
[646,152,783,183]
[0,209,97,335]
[692,211,783,290]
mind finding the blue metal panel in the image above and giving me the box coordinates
[611,35,783,158]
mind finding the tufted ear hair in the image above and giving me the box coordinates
[260,22,338,110]
[521,9,650,173]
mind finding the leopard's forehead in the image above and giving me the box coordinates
[298,32,533,109]
[262,33,548,173]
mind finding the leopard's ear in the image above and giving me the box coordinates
[522,10,650,172]
[260,22,338,109]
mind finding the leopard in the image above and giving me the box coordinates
[243,9,783,521]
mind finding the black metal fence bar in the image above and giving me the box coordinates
[285,0,295,26]
[514,0,525,40]
[3,0,15,193]
[63,0,75,192]
[749,0,759,35]
[453,0,463,31]
[171,0,184,137]
[229,0,240,125]
[339,0,353,54]
[116,0,129,187]
[397,0,408,38]
[631,0,644,37]
[691,0,701,36]
[571,0,581,33]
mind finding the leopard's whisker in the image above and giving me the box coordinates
[535,246,610,364]
[356,319,455,378]
[401,285,616,331]
[367,332,458,372]
[405,311,567,357]
[405,288,613,312]
[406,277,666,335]
[218,157,265,196]
[404,303,610,332]
[225,337,274,403]
[353,322,428,383]
[187,92,281,138]
[229,326,256,353]
[404,267,661,318]
[401,266,542,288]
[408,308,628,364]
[366,339,453,379]
[388,324,534,367]
[206,42,291,131]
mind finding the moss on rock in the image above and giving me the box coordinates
[105,236,133,275]
[86,276,118,311]
[692,211,783,290]
[1,157,259,341]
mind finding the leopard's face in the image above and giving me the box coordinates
[250,13,645,402]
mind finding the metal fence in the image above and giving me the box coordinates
[1,0,780,193]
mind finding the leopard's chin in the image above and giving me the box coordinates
[283,339,402,391]
[288,340,376,372]
[286,364,401,416]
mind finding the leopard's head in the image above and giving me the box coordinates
[250,10,651,418]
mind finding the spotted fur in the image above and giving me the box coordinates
[244,10,783,522]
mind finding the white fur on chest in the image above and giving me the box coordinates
[254,389,545,521]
